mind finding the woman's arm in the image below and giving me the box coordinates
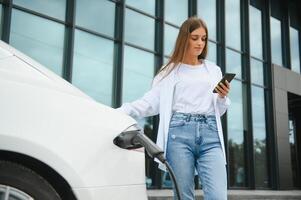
[116,75,161,119]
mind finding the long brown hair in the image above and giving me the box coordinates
[158,16,208,78]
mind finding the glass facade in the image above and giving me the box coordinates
[225,0,247,188]
[289,0,300,74]
[10,9,65,76]
[207,41,217,64]
[164,24,178,56]
[0,0,300,191]
[270,17,283,66]
[75,0,115,37]
[249,3,265,88]
[251,86,268,187]
[225,0,241,50]
[290,27,300,73]
[249,5,263,59]
[125,0,155,16]
[125,8,155,50]
[197,0,217,64]
[122,45,155,144]
[250,59,264,86]
[14,0,66,20]
[72,30,114,106]
[227,80,247,187]
[122,45,154,104]
[197,0,216,41]
[249,1,269,188]
[165,0,188,26]
[226,49,242,79]
[122,46,155,185]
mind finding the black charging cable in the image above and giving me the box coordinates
[114,129,182,200]
[163,161,181,200]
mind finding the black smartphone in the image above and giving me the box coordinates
[213,73,236,93]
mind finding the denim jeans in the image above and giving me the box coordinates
[166,112,227,200]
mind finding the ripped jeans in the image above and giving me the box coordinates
[166,112,227,200]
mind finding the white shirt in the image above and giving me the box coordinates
[172,63,215,115]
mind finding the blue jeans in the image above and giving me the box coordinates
[166,112,227,200]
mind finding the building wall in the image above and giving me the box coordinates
[272,64,301,189]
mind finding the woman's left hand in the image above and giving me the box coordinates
[215,80,230,98]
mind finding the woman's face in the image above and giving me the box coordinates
[186,27,207,58]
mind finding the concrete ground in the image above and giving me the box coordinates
[147,189,301,200]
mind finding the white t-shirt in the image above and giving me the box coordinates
[172,63,215,115]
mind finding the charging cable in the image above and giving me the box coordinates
[113,127,182,200]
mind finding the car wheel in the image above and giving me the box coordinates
[0,160,61,200]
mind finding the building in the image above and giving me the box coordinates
[0,0,300,191]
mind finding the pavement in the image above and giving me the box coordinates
[147,189,301,200]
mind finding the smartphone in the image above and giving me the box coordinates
[213,73,236,93]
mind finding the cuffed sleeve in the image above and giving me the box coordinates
[216,95,231,116]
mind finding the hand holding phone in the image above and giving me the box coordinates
[213,73,236,93]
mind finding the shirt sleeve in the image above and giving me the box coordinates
[116,75,161,119]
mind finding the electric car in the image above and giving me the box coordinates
[0,40,148,200]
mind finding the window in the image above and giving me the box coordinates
[125,9,155,50]
[165,0,188,26]
[125,0,155,16]
[164,25,178,56]
[10,9,65,76]
[197,0,216,40]
[122,45,154,103]
[226,49,242,79]
[289,0,300,73]
[249,5,263,59]
[251,59,264,86]
[228,80,247,187]
[225,0,241,50]
[207,42,217,63]
[270,17,283,66]
[252,86,268,187]
[290,27,300,73]
[72,30,114,105]
[76,0,115,37]
[14,0,66,20]
[122,46,155,187]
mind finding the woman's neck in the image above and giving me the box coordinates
[182,56,201,65]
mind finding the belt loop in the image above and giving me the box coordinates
[186,114,191,122]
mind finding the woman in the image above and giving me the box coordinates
[117,16,230,200]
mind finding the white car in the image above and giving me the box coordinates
[0,40,147,200]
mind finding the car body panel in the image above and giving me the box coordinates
[73,184,147,200]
